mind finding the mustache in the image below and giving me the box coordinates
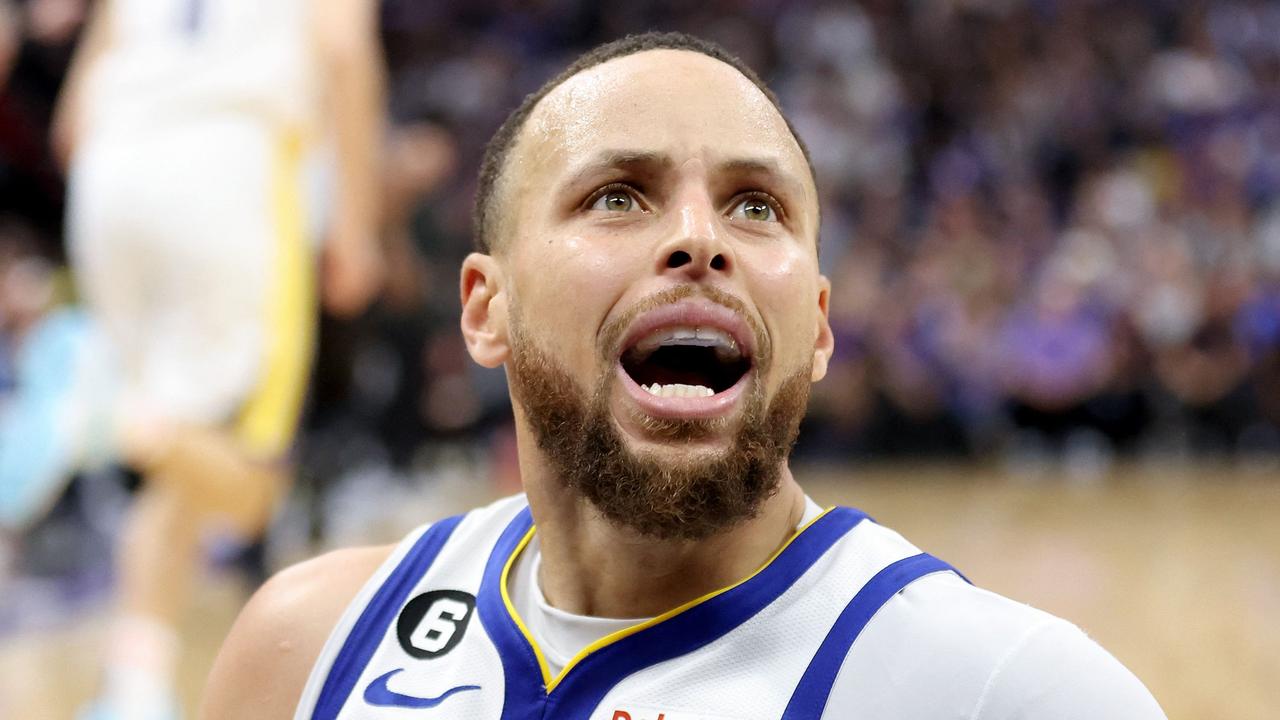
[597,284,771,372]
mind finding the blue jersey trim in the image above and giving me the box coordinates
[780,552,963,720]
[477,506,545,719]
[310,513,465,720]
[478,505,869,719]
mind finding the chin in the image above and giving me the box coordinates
[614,394,739,444]
[624,429,737,466]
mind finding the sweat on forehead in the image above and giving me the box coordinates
[472,31,816,255]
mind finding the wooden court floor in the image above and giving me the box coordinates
[1,462,1276,719]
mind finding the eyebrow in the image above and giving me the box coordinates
[562,150,674,189]
[562,150,806,201]
[716,157,806,202]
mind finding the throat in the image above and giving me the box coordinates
[508,539,647,677]
[525,486,815,620]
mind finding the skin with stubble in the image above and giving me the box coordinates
[461,48,834,616]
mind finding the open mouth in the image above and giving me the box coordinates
[620,325,752,398]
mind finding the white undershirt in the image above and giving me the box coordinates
[507,497,826,677]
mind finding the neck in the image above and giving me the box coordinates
[522,451,807,619]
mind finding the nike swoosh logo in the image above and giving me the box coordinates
[363,668,481,709]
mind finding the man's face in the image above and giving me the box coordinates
[489,49,832,537]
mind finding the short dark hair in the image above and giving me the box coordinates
[472,31,816,254]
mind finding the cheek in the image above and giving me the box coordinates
[512,235,635,358]
[565,235,635,288]
[536,236,634,310]
[744,246,820,363]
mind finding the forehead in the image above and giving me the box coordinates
[509,49,814,203]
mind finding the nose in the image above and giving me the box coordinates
[657,192,733,280]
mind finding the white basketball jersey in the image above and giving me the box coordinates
[294,495,1165,720]
[85,0,317,137]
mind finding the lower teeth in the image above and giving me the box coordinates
[642,383,714,398]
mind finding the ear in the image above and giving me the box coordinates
[811,275,835,383]
[460,252,510,368]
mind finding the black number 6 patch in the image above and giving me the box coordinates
[396,590,477,659]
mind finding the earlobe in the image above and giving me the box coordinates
[811,277,834,382]
[460,253,510,368]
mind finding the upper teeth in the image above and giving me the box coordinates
[642,383,715,398]
[631,326,741,361]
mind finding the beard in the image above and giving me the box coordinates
[507,305,812,542]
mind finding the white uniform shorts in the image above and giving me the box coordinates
[67,117,314,458]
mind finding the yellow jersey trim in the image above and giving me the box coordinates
[499,525,554,687]
[234,127,315,457]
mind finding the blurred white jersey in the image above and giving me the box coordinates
[85,0,317,139]
[293,495,1165,720]
[67,0,322,454]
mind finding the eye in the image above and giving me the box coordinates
[729,194,780,222]
[588,185,641,213]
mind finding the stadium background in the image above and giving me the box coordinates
[0,0,1277,717]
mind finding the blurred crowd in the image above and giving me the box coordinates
[3,0,1280,479]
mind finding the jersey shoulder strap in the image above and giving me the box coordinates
[308,514,465,720]
[782,548,968,720]
[295,494,531,720]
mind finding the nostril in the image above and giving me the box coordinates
[667,250,692,268]
[710,254,726,271]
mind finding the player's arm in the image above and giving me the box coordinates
[312,0,386,317]
[823,576,1166,719]
[970,619,1167,720]
[198,545,393,720]
[50,0,113,170]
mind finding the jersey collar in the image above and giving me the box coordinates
[476,503,869,715]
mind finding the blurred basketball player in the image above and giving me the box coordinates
[39,0,383,717]
[202,33,1164,719]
